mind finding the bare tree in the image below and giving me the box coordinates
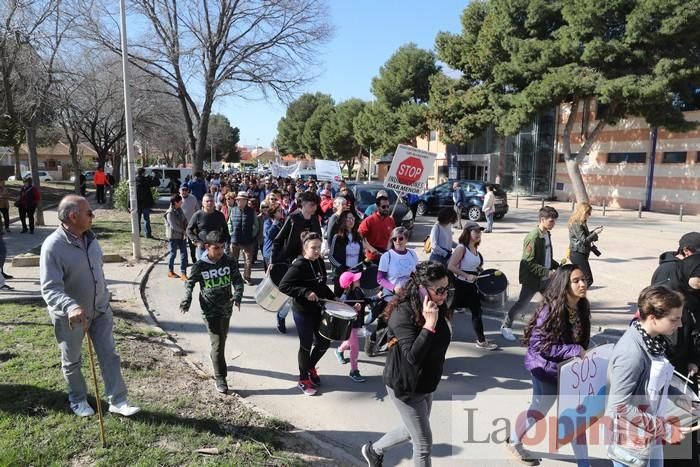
[0,0,76,225]
[82,0,331,172]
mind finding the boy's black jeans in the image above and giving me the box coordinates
[205,315,231,379]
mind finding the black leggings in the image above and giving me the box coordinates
[292,310,331,379]
[455,279,486,342]
[569,251,593,286]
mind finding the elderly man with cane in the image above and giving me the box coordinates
[40,195,140,418]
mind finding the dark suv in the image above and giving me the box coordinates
[414,180,509,221]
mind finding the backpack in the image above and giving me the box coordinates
[423,235,432,254]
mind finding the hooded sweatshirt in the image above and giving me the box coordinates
[181,253,244,318]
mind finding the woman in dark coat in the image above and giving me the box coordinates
[568,202,603,287]
[361,261,452,467]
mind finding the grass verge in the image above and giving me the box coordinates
[0,303,306,467]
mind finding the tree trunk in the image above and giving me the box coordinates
[113,146,122,187]
[12,144,21,179]
[69,139,80,194]
[24,125,44,225]
[495,134,506,184]
[564,158,588,204]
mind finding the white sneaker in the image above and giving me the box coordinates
[108,401,141,417]
[500,325,516,341]
[70,400,95,417]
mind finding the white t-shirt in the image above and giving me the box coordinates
[379,248,418,297]
[456,246,482,282]
[345,232,361,267]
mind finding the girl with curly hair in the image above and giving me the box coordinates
[505,264,592,466]
[361,261,452,466]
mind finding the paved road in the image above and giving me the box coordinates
[145,201,672,465]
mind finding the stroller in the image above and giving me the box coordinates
[357,263,392,357]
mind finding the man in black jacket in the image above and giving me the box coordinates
[271,191,321,264]
[187,194,229,261]
[135,168,159,238]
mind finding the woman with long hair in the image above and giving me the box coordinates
[428,207,457,266]
[278,231,336,396]
[505,264,592,466]
[447,221,498,350]
[568,202,603,287]
[361,262,452,466]
[329,210,365,295]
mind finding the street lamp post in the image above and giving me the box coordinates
[118,0,141,260]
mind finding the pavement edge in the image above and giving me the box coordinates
[136,255,363,466]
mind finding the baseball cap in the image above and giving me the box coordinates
[464,221,485,232]
[679,232,700,250]
[339,271,362,289]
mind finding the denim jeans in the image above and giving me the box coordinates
[612,443,663,467]
[138,207,152,237]
[168,239,188,274]
[373,386,434,466]
[513,374,589,467]
[486,213,494,232]
[503,282,547,328]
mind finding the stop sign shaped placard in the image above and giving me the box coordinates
[396,157,424,185]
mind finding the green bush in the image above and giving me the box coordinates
[113,181,158,211]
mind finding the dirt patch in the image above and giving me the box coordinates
[111,307,344,466]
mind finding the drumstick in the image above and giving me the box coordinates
[688,423,700,433]
[477,270,503,279]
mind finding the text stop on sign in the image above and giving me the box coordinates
[396,157,424,185]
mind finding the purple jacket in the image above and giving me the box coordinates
[524,304,583,383]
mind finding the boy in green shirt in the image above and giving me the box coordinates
[181,231,244,393]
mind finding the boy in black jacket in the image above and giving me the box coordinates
[180,231,244,394]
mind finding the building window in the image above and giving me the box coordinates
[45,159,58,169]
[662,151,687,163]
[558,153,565,163]
[429,130,437,142]
[607,152,646,164]
[437,164,448,178]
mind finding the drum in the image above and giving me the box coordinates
[255,263,291,312]
[359,265,380,296]
[319,301,357,341]
[476,269,508,308]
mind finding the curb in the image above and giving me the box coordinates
[136,254,364,466]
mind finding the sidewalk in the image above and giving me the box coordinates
[0,198,146,305]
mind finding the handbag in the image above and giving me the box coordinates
[606,412,654,467]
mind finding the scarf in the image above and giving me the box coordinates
[567,304,585,345]
[632,319,667,357]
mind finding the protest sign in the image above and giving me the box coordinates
[384,144,436,195]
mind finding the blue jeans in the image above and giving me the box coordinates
[168,239,188,273]
[138,207,152,237]
[612,444,663,467]
[486,213,494,232]
[513,374,589,467]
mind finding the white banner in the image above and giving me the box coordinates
[271,161,300,178]
[384,144,436,195]
[314,159,342,181]
[556,343,614,448]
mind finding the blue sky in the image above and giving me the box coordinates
[215,0,468,148]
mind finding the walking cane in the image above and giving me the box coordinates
[86,334,108,448]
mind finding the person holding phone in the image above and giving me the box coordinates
[361,261,452,467]
[568,202,602,287]
[505,264,592,466]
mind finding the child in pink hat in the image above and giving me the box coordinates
[335,270,366,382]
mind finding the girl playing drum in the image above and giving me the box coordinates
[447,221,498,350]
[278,231,336,396]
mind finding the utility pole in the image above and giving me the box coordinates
[119,0,141,260]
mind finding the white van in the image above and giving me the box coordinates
[144,167,192,193]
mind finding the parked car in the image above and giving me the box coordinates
[347,182,414,234]
[9,170,53,182]
[69,171,96,183]
[144,167,193,193]
[414,180,509,221]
